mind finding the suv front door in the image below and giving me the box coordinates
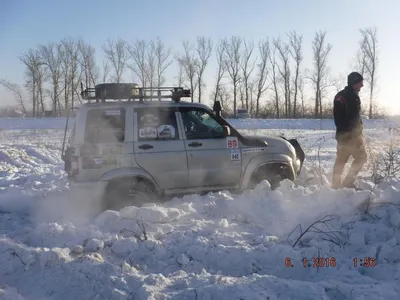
[133,107,189,189]
[179,107,242,188]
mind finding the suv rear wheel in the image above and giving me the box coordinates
[103,177,160,210]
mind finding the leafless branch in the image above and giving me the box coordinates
[195,36,213,103]
[102,38,129,83]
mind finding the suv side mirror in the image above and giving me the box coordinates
[223,125,231,136]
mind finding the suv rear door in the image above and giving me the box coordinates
[133,106,189,189]
[179,106,242,188]
[71,107,129,181]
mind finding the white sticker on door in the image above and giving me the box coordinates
[139,127,157,138]
[226,136,239,149]
[230,149,241,161]
[157,124,176,139]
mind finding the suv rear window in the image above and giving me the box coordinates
[84,108,125,143]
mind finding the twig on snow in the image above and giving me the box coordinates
[120,217,148,242]
[291,214,342,248]
[1,248,26,265]
[137,217,148,241]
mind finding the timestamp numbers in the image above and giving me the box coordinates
[353,257,376,267]
[303,257,337,268]
[284,257,337,268]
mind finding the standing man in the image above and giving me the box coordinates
[332,71,367,189]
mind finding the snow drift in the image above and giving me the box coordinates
[1,118,400,299]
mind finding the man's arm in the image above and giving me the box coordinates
[333,95,349,132]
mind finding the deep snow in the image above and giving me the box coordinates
[1,118,400,300]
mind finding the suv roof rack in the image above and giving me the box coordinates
[80,83,191,103]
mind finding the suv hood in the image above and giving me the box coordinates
[242,134,297,157]
[243,135,290,148]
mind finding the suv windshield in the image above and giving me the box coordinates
[181,108,224,138]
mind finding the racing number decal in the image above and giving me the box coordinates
[227,137,240,162]
[226,137,239,149]
[231,152,241,161]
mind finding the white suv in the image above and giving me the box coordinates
[62,83,305,211]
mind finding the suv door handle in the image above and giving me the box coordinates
[188,142,202,147]
[138,144,154,150]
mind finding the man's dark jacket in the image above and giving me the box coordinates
[333,86,363,141]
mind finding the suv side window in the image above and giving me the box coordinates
[136,107,178,141]
[84,108,125,143]
[180,107,224,139]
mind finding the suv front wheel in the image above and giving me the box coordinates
[250,163,292,190]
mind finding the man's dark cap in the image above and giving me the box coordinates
[348,72,363,86]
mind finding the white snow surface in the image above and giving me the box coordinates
[1,118,400,299]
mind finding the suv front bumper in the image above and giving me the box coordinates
[287,138,305,176]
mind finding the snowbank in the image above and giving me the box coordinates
[1,124,400,299]
[1,172,400,299]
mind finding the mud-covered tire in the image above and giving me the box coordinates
[103,177,160,210]
[250,164,292,190]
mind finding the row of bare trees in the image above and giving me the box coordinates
[1,27,380,119]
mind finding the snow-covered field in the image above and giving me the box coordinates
[1,117,400,300]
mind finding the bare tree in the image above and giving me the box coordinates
[354,47,367,77]
[176,40,199,102]
[61,37,80,110]
[238,79,246,108]
[269,46,281,118]
[298,77,305,117]
[102,38,129,83]
[216,84,232,114]
[333,73,347,93]
[273,38,291,117]
[39,42,64,115]
[225,36,242,117]
[241,39,256,110]
[11,33,385,118]
[288,31,303,118]
[359,27,378,119]
[0,79,27,115]
[101,60,111,84]
[195,36,213,103]
[127,38,172,90]
[19,48,44,116]
[212,38,227,103]
[78,40,99,88]
[254,39,271,117]
[126,39,149,86]
[60,43,71,111]
[175,62,185,87]
[247,79,257,114]
[307,31,333,117]
[154,37,173,87]
[146,40,157,89]
[29,56,47,115]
